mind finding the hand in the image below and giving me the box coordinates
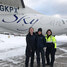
[30,50,32,52]
[54,48,57,52]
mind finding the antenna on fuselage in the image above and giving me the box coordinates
[21,0,25,8]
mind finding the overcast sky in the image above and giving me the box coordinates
[24,0,67,19]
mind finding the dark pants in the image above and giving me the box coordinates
[36,48,45,67]
[25,51,34,67]
[46,48,55,67]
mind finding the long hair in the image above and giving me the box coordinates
[28,27,34,34]
[46,29,52,35]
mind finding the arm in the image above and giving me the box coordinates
[43,36,46,47]
[26,35,32,51]
[52,37,57,48]
[52,36,57,52]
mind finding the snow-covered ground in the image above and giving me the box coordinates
[0,34,26,60]
[0,34,67,61]
[55,35,67,46]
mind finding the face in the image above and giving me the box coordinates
[47,31,51,35]
[38,31,42,35]
[29,28,34,34]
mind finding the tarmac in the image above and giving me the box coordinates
[0,44,67,67]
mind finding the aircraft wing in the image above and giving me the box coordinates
[0,0,25,8]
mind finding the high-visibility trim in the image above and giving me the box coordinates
[46,41,53,43]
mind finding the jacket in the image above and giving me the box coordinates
[36,34,46,49]
[26,33,36,52]
[45,34,57,49]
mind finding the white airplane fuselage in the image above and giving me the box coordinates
[0,4,67,35]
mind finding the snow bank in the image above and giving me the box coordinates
[0,34,26,50]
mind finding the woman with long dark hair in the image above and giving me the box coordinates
[25,27,36,67]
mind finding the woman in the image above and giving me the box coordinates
[45,29,57,67]
[25,27,36,67]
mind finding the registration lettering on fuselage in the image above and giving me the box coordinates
[0,4,18,13]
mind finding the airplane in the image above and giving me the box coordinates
[0,0,67,36]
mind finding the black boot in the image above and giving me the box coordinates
[46,63,50,65]
[50,64,53,67]
[37,65,40,67]
[42,65,45,67]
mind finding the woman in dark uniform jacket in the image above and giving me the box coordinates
[25,27,36,67]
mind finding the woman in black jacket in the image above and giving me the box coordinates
[25,27,36,67]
